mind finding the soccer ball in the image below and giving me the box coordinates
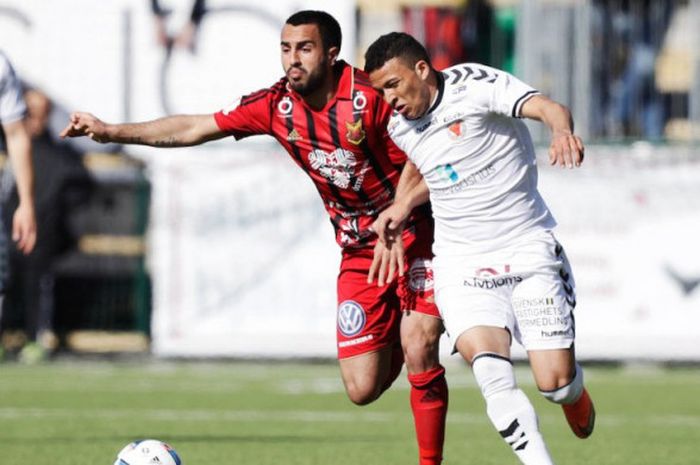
[113,439,182,465]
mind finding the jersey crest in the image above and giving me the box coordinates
[447,120,465,140]
[345,119,366,145]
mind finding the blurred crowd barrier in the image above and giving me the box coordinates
[359,0,700,142]
[148,143,700,361]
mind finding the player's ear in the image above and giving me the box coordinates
[415,60,431,80]
[328,46,340,65]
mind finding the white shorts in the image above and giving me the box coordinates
[434,230,576,352]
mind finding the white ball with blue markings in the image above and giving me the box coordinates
[114,439,182,465]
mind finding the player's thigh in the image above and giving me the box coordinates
[338,344,393,404]
[434,256,515,359]
[336,256,401,361]
[511,232,576,352]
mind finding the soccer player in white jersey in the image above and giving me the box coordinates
[364,33,594,465]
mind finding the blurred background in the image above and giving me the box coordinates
[0,0,699,363]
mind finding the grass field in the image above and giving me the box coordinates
[1,359,699,465]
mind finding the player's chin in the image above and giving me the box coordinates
[290,82,313,96]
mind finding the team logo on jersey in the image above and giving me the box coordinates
[286,129,302,142]
[345,119,366,145]
[447,120,466,140]
[308,148,357,189]
[353,91,368,112]
[337,300,366,337]
[408,258,434,292]
[277,96,293,116]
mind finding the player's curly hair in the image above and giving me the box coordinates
[364,32,432,74]
[285,10,342,53]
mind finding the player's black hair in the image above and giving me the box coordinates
[285,10,342,53]
[364,32,432,73]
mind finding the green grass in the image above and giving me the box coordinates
[1,360,699,465]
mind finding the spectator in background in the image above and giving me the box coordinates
[151,0,206,52]
[4,87,93,363]
[0,50,37,360]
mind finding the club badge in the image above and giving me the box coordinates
[345,119,365,145]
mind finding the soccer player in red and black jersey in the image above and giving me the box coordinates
[60,11,448,464]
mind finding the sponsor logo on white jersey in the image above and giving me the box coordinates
[463,275,523,288]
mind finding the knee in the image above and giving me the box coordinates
[343,372,382,405]
[471,353,516,399]
[402,339,437,372]
[401,320,441,372]
[539,364,583,404]
[344,378,381,406]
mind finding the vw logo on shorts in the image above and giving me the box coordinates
[337,300,366,337]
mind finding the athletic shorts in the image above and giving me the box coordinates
[434,230,576,352]
[336,220,440,359]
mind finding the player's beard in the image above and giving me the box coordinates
[287,57,329,96]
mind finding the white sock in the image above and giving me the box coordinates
[472,353,555,465]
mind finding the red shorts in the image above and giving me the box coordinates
[336,220,439,359]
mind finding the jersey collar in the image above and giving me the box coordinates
[285,60,354,102]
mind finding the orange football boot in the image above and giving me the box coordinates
[562,388,595,438]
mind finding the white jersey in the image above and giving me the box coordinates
[387,63,556,256]
[0,51,26,125]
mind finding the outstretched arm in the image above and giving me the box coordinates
[60,112,226,147]
[520,94,584,169]
[3,119,36,254]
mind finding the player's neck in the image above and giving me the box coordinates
[413,70,440,120]
[426,70,440,108]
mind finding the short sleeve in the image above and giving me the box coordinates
[0,54,27,124]
[456,64,538,119]
[485,66,539,118]
[214,89,273,140]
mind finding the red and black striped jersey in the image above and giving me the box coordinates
[214,61,430,249]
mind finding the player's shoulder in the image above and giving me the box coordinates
[352,67,373,89]
[350,66,384,101]
[441,62,503,88]
[238,77,289,107]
